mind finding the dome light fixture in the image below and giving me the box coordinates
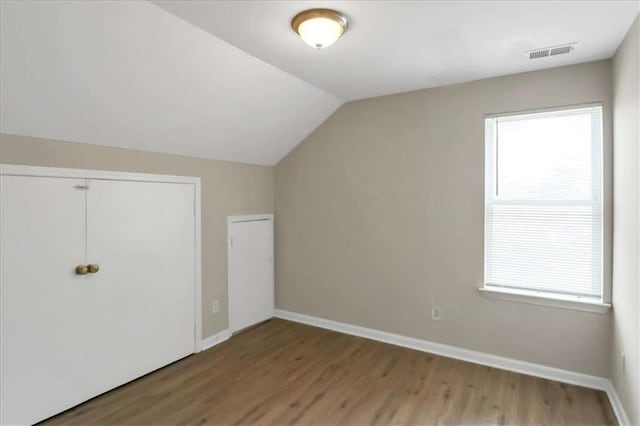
[291,9,348,49]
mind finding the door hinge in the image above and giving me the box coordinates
[230,236,233,247]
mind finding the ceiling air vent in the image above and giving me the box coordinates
[528,42,576,60]
[529,49,549,59]
[550,45,573,56]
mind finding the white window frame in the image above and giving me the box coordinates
[479,104,611,313]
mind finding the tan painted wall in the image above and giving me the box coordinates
[1,58,621,381]
[0,133,274,339]
[611,14,640,425]
[275,60,613,377]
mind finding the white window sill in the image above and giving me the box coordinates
[478,286,611,314]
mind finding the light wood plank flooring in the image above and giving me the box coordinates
[42,318,616,425]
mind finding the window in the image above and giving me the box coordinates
[483,105,607,311]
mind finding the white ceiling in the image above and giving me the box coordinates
[0,1,341,166]
[154,0,640,101]
[1,1,637,165]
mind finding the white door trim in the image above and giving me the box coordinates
[0,164,204,352]
[227,214,274,333]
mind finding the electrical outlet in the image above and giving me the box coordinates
[431,306,441,321]
[622,353,626,373]
[212,299,220,314]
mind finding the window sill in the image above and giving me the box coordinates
[478,286,611,314]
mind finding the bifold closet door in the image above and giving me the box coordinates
[228,217,274,333]
[1,175,195,426]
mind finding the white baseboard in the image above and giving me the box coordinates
[274,309,630,425]
[200,329,232,352]
[603,381,632,426]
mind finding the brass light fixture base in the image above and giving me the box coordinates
[291,9,348,35]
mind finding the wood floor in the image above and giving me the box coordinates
[42,318,616,425]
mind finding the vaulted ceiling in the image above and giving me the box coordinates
[0,1,341,165]
[1,1,637,165]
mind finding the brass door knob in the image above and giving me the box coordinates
[87,264,100,274]
[75,265,88,275]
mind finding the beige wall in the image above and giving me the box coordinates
[1,55,623,384]
[275,60,613,377]
[611,15,640,426]
[0,133,274,339]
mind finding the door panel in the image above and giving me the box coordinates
[229,218,274,332]
[85,179,195,393]
[1,175,196,425]
[1,176,88,425]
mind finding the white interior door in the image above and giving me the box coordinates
[1,174,196,425]
[1,175,89,425]
[228,216,274,333]
[84,179,195,394]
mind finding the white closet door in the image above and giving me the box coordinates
[85,179,195,393]
[228,217,274,333]
[1,176,88,425]
[1,175,196,426]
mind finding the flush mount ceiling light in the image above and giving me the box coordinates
[291,9,348,49]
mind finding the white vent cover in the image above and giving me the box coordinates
[550,45,573,56]
[528,43,576,60]
[529,49,550,59]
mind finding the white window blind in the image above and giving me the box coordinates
[484,106,603,301]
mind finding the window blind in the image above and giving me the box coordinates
[484,106,603,300]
